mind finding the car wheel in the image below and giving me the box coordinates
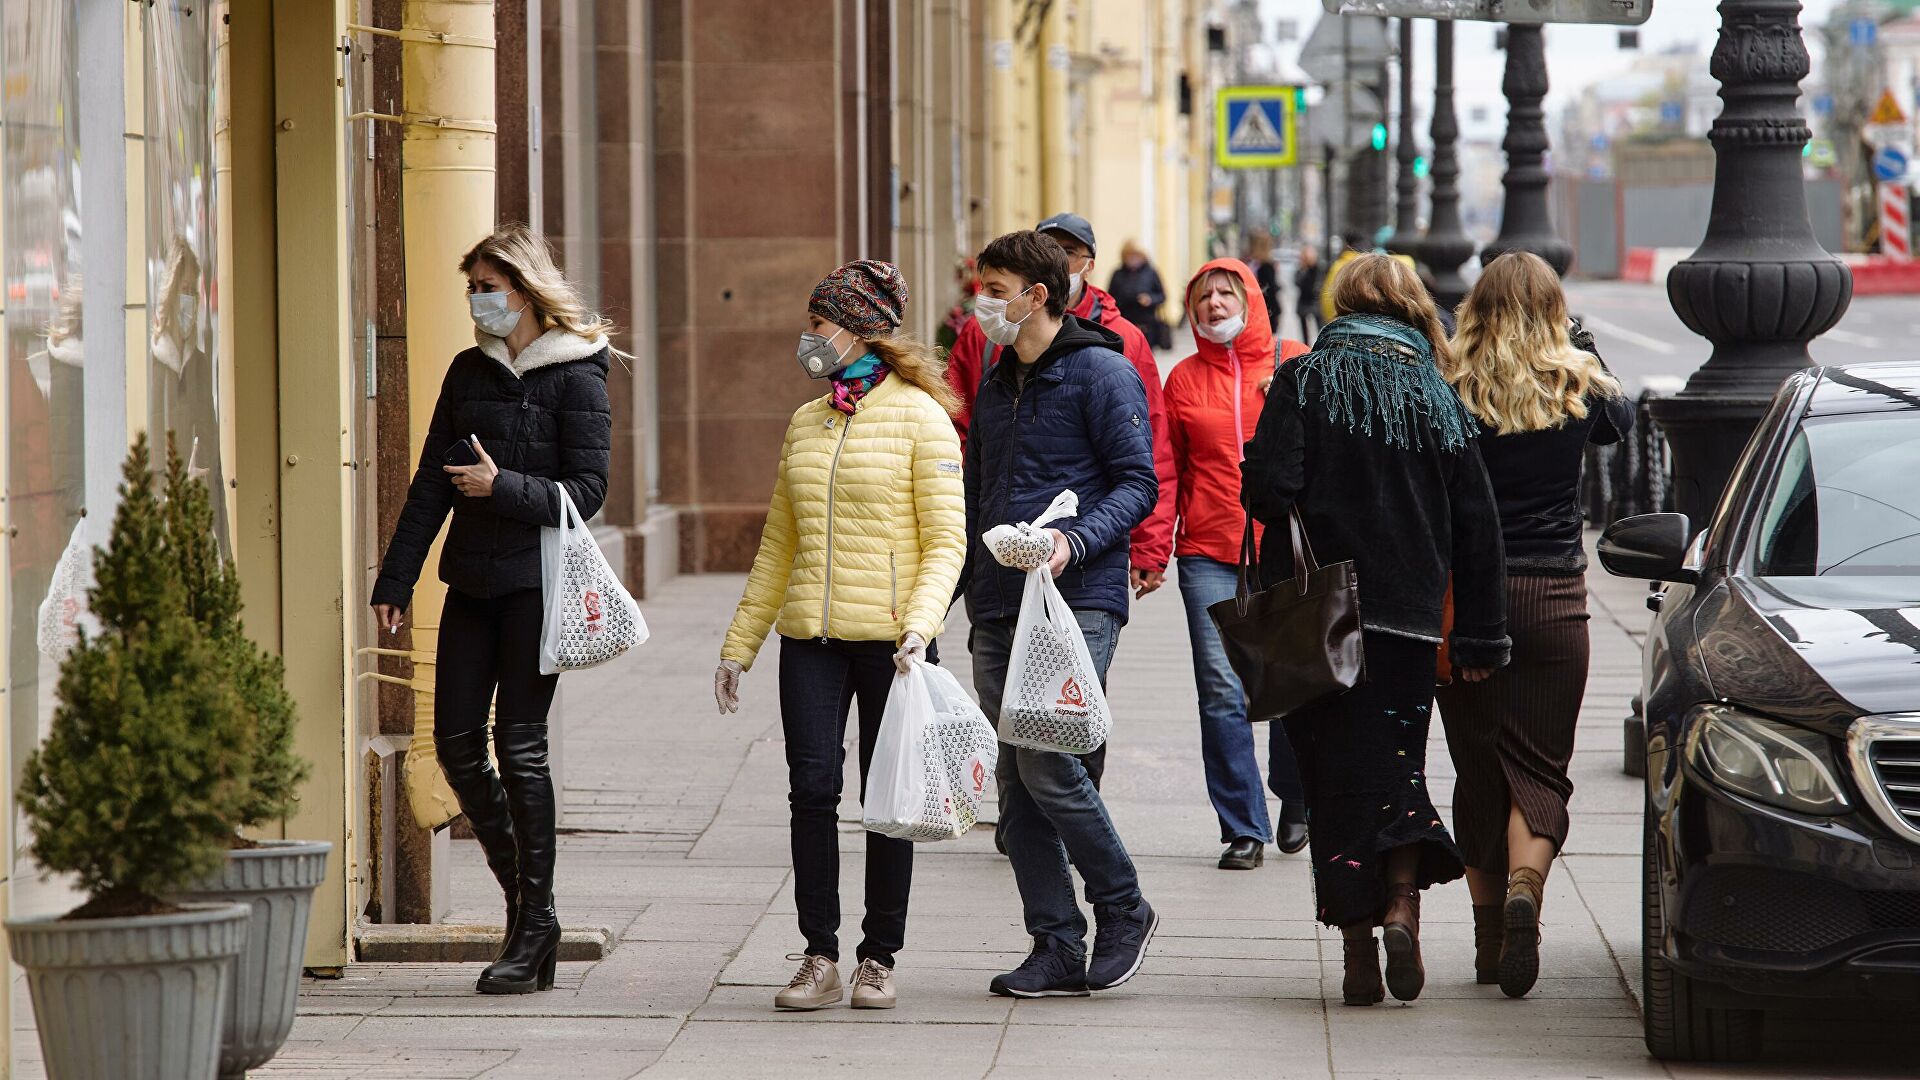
[1642,795,1764,1061]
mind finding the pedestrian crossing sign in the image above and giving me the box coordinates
[1217,86,1299,169]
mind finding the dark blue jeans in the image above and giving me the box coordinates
[778,636,913,968]
[974,609,1142,959]
[1177,557,1305,843]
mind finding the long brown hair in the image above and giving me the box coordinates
[870,336,962,417]
[1449,252,1620,434]
[1329,253,1454,370]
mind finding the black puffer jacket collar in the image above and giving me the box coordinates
[475,327,610,378]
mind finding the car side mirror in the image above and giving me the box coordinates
[1598,513,1697,583]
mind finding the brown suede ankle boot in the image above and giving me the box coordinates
[1500,867,1545,999]
[1381,883,1425,1002]
[1472,903,1503,985]
[1341,931,1384,1006]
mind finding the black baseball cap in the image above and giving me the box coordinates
[1036,212,1096,256]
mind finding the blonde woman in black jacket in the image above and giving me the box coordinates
[372,225,612,995]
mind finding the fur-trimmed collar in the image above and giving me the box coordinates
[476,328,608,376]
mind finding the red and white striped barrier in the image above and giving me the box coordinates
[1620,247,1692,285]
[1881,181,1912,262]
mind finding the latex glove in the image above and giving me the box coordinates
[714,660,744,714]
[893,633,927,674]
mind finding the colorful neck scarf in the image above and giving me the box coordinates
[830,353,889,415]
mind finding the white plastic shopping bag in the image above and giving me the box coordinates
[539,483,648,674]
[37,519,99,662]
[921,662,999,834]
[991,490,1112,754]
[864,660,999,843]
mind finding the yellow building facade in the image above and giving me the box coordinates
[986,0,1219,300]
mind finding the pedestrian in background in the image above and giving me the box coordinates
[1109,241,1170,349]
[1294,245,1325,344]
[713,260,967,1012]
[1164,259,1311,871]
[948,212,1178,787]
[371,225,613,995]
[1241,253,1509,1007]
[1244,233,1282,334]
[1437,251,1632,999]
[963,230,1161,999]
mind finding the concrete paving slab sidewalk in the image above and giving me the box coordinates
[17,536,1918,1078]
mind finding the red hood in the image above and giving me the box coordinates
[1184,257,1274,367]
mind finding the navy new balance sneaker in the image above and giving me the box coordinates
[989,941,1090,998]
[1087,900,1159,991]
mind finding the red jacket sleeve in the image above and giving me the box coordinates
[947,317,989,452]
[1116,319,1176,572]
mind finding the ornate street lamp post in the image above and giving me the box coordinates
[1480,24,1571,273]
[1417,20,1474,308]
[1652,0,1851,526]
[1390,17,1421,254]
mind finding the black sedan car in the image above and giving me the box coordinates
[1599,362,1920,1062]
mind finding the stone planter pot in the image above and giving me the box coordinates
[172,840,332,1080]
[7,901,251,1080]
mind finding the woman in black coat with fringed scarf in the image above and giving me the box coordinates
[1241,254,1509,1009]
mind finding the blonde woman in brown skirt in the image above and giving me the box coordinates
[1437,252,1634,999]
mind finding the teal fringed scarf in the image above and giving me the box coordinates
[1294,313,1475,453]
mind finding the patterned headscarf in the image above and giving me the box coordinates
[809,260,908,339]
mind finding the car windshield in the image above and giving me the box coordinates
[1752,411,1920,577]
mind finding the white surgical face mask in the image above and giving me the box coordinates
[1066,257,1091,302]
[470,290,523,338]
[974,285,1035,347]
[1196,312,1246,344]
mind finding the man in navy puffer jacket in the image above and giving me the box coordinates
[964,230,1160,1001]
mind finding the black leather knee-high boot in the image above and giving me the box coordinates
[433,728,520,952]
[478,724,561,994]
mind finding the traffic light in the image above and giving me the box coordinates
[1413,156,1430,178]
[1371,123,1388,151]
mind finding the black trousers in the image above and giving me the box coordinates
[434,587,559,738]
[779,636,914,968]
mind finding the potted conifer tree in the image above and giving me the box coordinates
[160,442,326,1080]
[7,435,255,1080]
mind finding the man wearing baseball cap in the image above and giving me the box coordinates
[947,214,1178,766]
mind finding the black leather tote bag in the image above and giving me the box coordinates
[1207,506,1365,722]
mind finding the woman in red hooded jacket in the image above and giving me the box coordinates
[1164,259,1311,870]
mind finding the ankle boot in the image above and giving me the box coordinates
[1340,931,1384,1006]
[1471,903,1503,985]
[1500,867,1545,999]
[1381,883,1425,1002]
[478,725,562,995]
[434,729,521,956]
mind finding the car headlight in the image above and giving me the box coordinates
[1684,704,1850,815]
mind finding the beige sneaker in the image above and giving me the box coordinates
[850,958,896,1009]
[774,953,842,1011]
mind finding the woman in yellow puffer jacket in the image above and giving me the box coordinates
[712,260,966,1012]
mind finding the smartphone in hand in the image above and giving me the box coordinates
[444,434,481,468]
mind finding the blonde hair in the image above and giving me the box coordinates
[1329,254,1455,371]
[1185,267,1247,314]
[1449,252,1621,434]
[869,336,962,417]
[459,224,615,340]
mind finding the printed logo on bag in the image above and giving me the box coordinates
[582,589,603,634]
[972,759,987,794]
[1055,676,1089,715]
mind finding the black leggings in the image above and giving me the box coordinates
[434,587,558,738]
